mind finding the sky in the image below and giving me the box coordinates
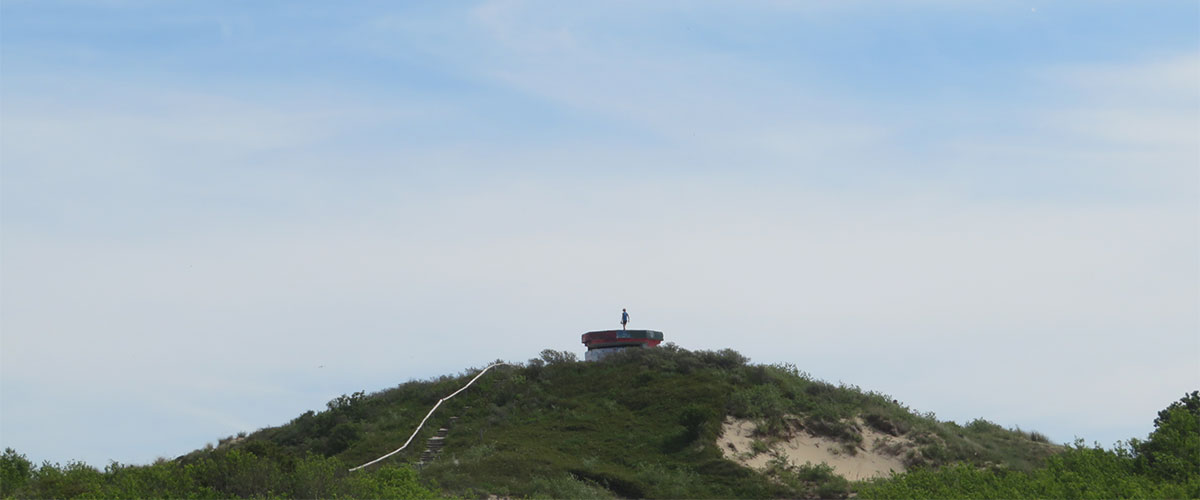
[1,1,1197,467]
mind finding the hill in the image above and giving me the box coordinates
[2,345,1196,498]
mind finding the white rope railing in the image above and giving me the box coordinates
[348,362,512,472]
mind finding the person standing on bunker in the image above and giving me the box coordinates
[621,308,630,330]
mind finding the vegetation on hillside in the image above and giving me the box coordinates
[857,391,1200,499]
[1,346,1195,499]
[0,450,433,499]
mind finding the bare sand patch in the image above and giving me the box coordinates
[718,417,911,481]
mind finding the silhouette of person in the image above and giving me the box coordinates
[621,308,630,330]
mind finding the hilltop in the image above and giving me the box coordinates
[2,345,1196,498]
[239,345,1061,497]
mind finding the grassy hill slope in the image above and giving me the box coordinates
[4,345,1195,498]
[233,345,1060,498]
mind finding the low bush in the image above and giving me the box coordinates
[858,392,1200,499]
[1,451,438,499]
[764,457,850,499]
[1,448,33,497]
[527,473,615,499]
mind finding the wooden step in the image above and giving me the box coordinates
[417,417,457,466]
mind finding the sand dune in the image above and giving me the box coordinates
[718,417,911,481]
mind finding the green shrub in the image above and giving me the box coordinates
[730,384,789,420]
[539,349,578,365]
[322,422,361,456]
[804,415,862,448]
[528,473,615,499]
[193,449,285,498]
[965,418,1004,433]
[1,448,32,497]
[1133,390,1200,483]
[291,453,341,499]
[327,391,368,418]
[859,393,1200,499]
[633,462,701,499]
[696,348,749,370]
[863,412,904,436]
[346,465,438,499]
[663,403,716,452]
[24,461,106,499]
[456,443,497,463]
[763,458,849,499]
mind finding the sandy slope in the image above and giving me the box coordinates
[718,417,911,481]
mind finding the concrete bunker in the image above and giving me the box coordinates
[581,329,665,361]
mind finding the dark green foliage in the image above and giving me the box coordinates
[23,461,105,499]
[346,465,439,499]
[663,404,717,452]
[730,384,789,420]
[859,447,1196,499]
[1,448,33,497]
[414,348,793,498]
[323,422,362,456]
[527,473,615,499]
[327,390,368,418]
[1132,390,1200,483]
[538,349,578,365]
[858,392,1200,499]
[1,451,436,499]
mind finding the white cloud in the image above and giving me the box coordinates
[1047,53,1200,102]
[1039,53,1200,151]
[2,87,379,175]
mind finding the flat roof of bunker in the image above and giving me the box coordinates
[581,330,664,349]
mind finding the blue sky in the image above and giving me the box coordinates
[2,1,1197,467]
